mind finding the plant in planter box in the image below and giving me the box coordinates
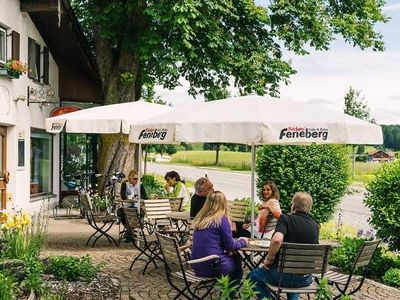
[1,60,28,78]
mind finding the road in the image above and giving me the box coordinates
[146,162,372,230]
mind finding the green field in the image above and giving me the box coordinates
[171,150,252,171]
[158,150,387,185]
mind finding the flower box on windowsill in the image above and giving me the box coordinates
[0,68,20,79]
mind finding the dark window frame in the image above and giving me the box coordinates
[28,37,41,82]
[11,31,20,61]
[0,26,6,66]
[30,128,54,198]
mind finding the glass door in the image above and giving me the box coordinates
[0,126,7,209]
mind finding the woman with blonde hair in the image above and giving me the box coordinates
[191,191,248,285]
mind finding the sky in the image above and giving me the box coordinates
[156,0,400,125]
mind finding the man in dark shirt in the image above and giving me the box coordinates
[248,192,319,300]
[190,177,213,218]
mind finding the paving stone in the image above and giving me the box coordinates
[43,219,400,300]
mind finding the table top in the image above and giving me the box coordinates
[166,211,191,221]
[241,239,270,252]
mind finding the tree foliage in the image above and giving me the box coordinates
[344,87,374,122]
[71,0,388,99]
[382,125,400,150]
[256,145,350,223]
[365,160,400,251]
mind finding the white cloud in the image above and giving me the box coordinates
[383,3,400,12]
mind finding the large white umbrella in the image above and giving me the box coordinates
[129,95,383,235]
[46,101,173,207]
[46,101,172,134]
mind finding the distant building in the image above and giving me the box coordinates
[367,150,396,162]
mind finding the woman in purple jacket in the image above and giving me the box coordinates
[191,191,248,285]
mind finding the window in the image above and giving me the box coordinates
[30,130,53,196]
[0,27,6,65]
[28,38,40,81]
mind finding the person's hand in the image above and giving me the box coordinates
[238,237,248,245]
[242,223,251,230]
[263,255,275,268]
[231,222,237,232]
[164,183,170,191]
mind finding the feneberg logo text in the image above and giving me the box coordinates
[279,127,328,140]
[138,128,167,140]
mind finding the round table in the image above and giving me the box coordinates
[166,211,190,221]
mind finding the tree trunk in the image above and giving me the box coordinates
[215,144,220,166]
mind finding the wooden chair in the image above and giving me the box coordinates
[169,197,184,212]
[80,193,117,247]
[260,215,278,238]
[123,208,163,275]
[322,239,381,299]
[143,199,179,234]
[156,232,220,300]
[266,242,331,299]
[228,200,248,223]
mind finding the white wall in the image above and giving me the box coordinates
[0,0,59,212]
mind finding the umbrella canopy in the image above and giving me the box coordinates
[129,96,383,145]
[46,101,173,134]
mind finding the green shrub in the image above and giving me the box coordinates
[329,237,400,279]
[141,174,166,198]
[316,277,333,300]
[48,255,104,282]
[365,160,400,251]
[382,268,400,287]
[0,271,16,300]
[256,145,350,223]
[319,220,357,240]
[21,257,44,294]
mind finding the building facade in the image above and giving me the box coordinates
[0,0,102,212]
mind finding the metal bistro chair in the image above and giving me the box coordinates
[322,239,381,299]
[267,242,331,299]
[144,199,179,235]
[156,232,220,300]
[123,208,163,275]
[80,193,117,247]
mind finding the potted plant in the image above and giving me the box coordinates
[0,60,28,79]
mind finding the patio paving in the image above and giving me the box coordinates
[43,218,400,300]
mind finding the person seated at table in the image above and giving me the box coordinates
[121,170,147,200]
[191,191,248,287]
[190,177,214,218]
[117,170,147,241]
[241,180,281,238]
[164,171,190,207]
[247,192,319,300]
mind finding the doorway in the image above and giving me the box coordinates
[0,126,7,209]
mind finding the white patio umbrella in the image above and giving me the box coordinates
[46,101,173,205]
[129,95,383,236]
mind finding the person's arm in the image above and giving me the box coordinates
[220,216,247,251]
[264,232,284,267]
[265,199,282,219]
[120,182,127,200]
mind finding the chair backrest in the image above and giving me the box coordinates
[80,193,93,212]
[260,215,278,238]
[228,200,248,223]
[156,232,185,273]
[277,243,331,276]
[352,239,381,271]
[169,197,184,212]
[123,208,141,233]
[144,199,172,221]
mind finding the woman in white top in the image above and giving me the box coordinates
[164,171,190,206]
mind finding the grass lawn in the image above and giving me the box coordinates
[352,161,383,184]
[171,150,252,171]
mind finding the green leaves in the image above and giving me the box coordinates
[365,160,400,251]
[256,144,350,223]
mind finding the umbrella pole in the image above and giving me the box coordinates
[251,144,256,238]
[137,143,142,213]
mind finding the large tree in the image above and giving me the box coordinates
[71,0,388,179]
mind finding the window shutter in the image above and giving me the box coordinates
[35,43,41,81]
[43,46,49,84]
[11,31,20,60]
